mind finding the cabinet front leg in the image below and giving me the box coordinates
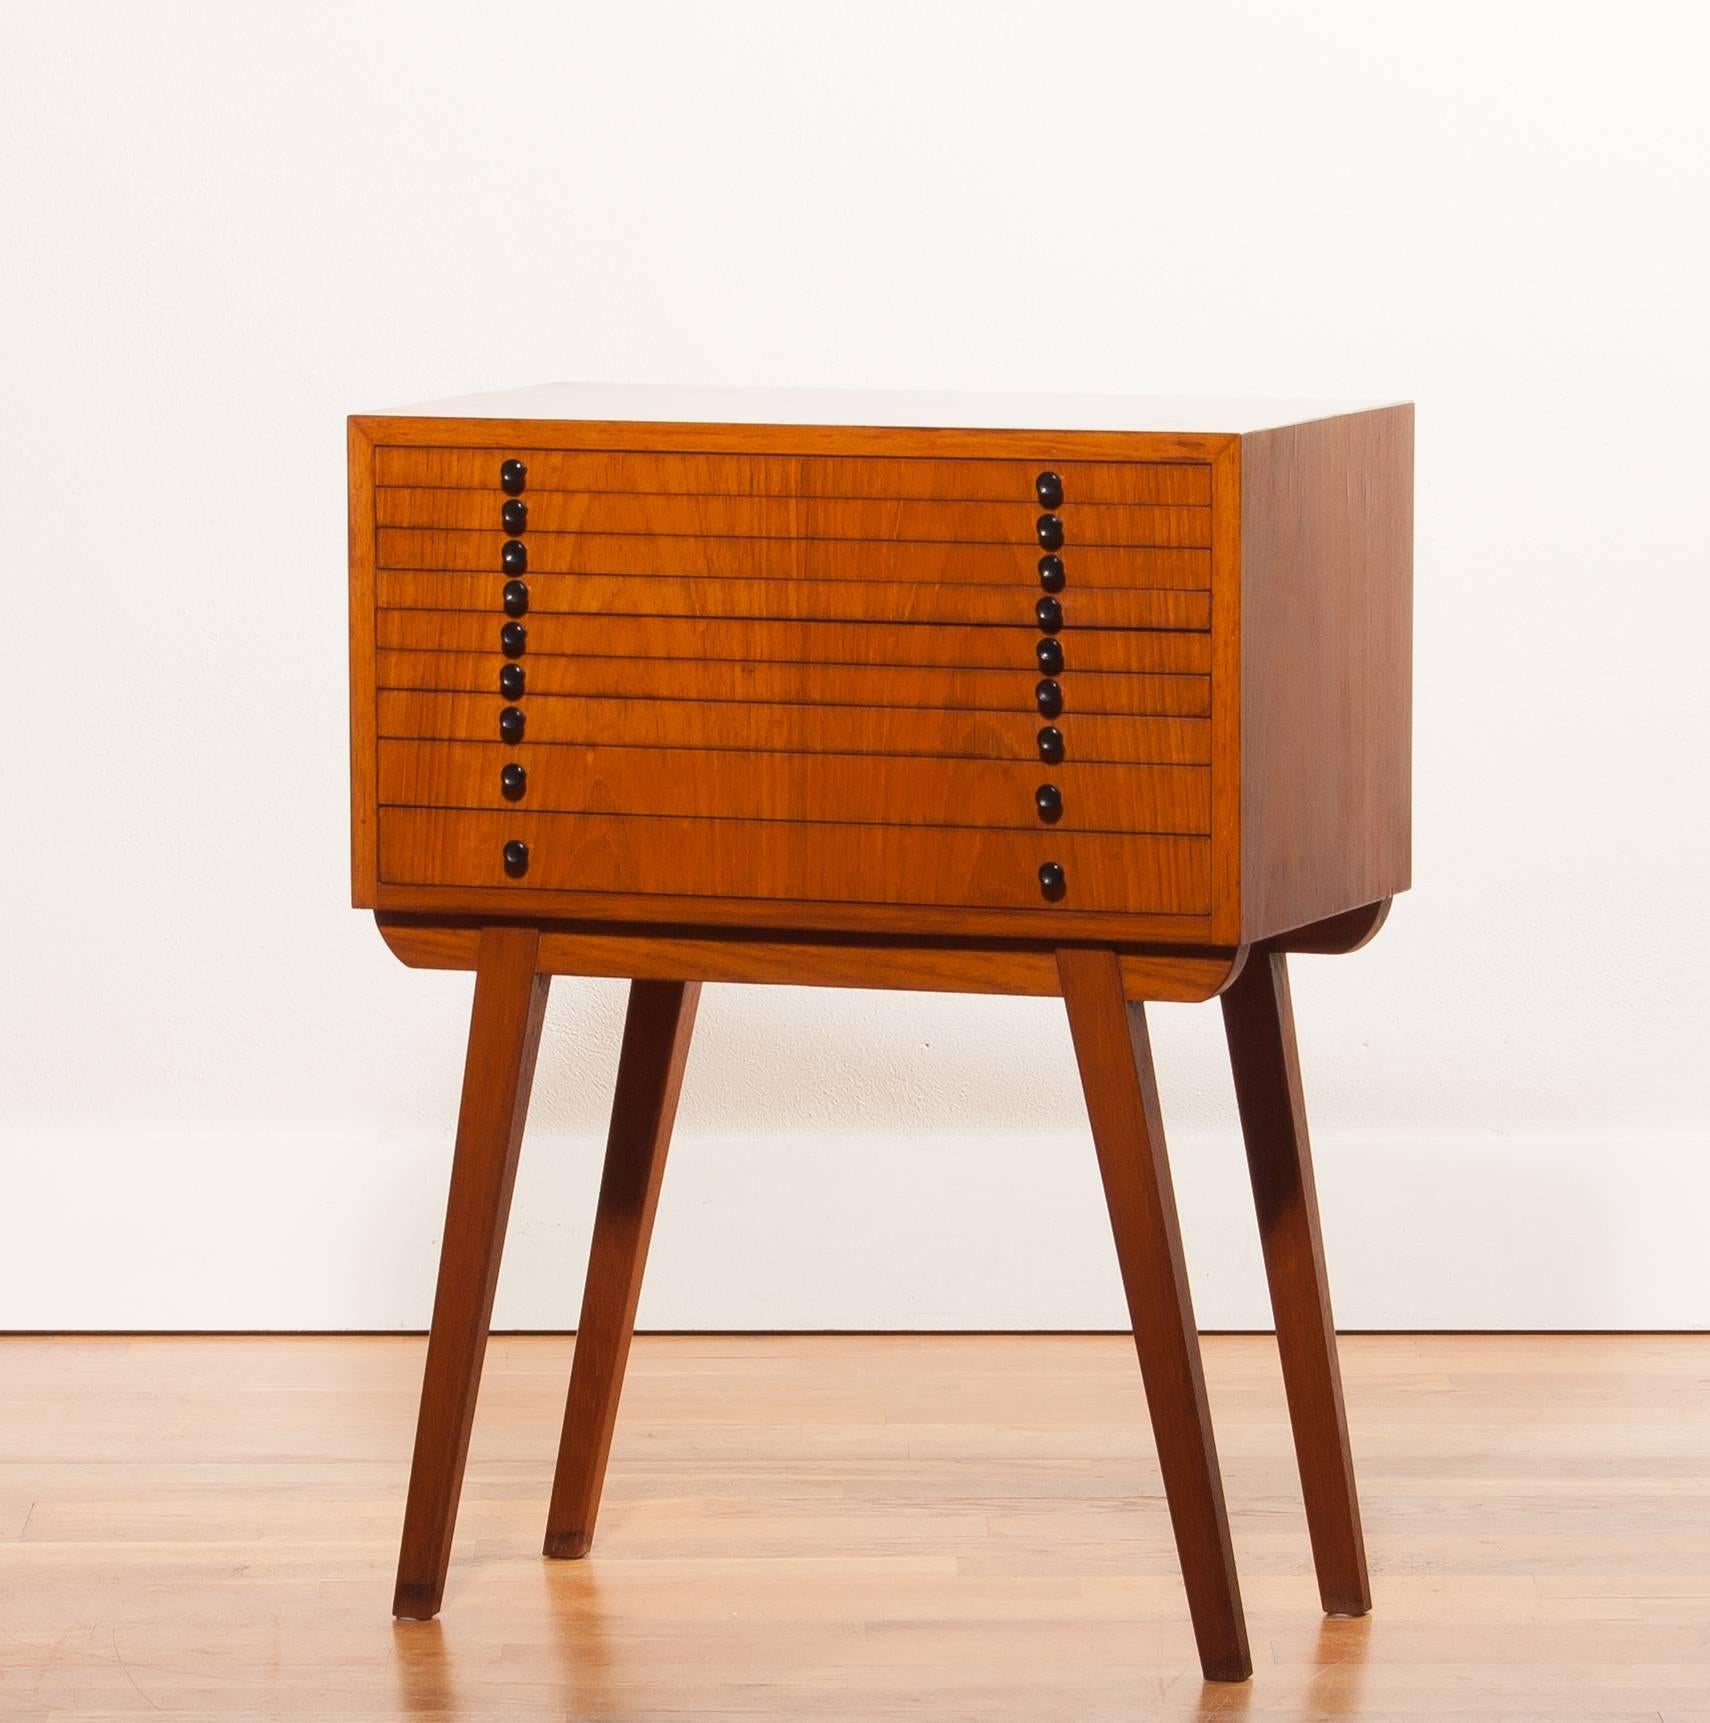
[393,924,550,1619]
[1058,947,1251,1683]
[1222,949,1371,1616]
[544,979,701,1559]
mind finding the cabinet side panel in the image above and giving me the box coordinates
[1238,407,1413,941]
[349,418,380,906]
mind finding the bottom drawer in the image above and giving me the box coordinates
[378,808,1212,916]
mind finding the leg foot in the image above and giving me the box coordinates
[1223,949,1371,1616]
[1058,948,1252,1683]
[392,925,550,1618]
[544,979,700,1559]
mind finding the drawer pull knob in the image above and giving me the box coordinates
[499,663,525,699]
[1037,724,1065,763]
[500,763,528,801]
[1035,637,1064,675]
[502,839,530,876]
[500,459,527,495]
[502,579,530,617]
[1035,595,1063,633]
[501,499,528,534]
[502,539,528,574]
[1037,553,1065,592]
[1035,783,1063,822]
[1035,471,1064,508]
[1035,513,1064,551]
[500,621,528,657]
[1038,860,1066,900]
[499,705,526,743]
[1035,677,1063,718]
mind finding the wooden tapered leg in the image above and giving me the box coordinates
[543,979,701,1559]
[1057,947,1252,1683]
[1222,949,1371,1616]
[393,924,550,1619]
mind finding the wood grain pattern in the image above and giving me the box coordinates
[377,741,1211,834]
[378,809,1212,916]
[376,488,1212,547]
[375,610,1212,675]
[7,1333,1703,1720]
[544,980,700,1560]
[378,529,1211,589]
[378,692,1210,766]
[1057,947,1251,1682]
[375,649,1213,717]
[375,445,1213,503]
[373,914,1247,1001]
[392,925,549,1620]
[1237,407,1412,941]
[375,564,1211,631]
[1222,950,1370,1618]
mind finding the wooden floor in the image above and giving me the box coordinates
[1,1335,1706,1720]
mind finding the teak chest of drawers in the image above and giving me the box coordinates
[349,384,1413,1683]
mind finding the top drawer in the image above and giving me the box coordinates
[374,447,1212,506]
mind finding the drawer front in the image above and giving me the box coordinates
[376,528,1208,589]
[377,487,1211,547]
[378,742,1211,833]
[379,809,1211,916]
[375,447,1212,505]
[357,442,1223,933]
[374,650,1212,717]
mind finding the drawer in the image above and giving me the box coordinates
[374,568,1211,632]
[375,447,1212,506]
[374,650,1213,717]
[378,740,1211,835]
[379,808,1212,916]
[377,691,1212,765]
[373,528,1209,590]
[374,611,1214,675]
[376,488,1212,548]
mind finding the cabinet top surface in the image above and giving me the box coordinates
[363,381,1407,436]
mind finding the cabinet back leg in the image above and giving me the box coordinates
[544,979,701,1559]
[1222,949,1371,1616]
[393,924,550,1619]
[1057,947,1252,1683]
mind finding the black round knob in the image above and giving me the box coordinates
[503,579,529,618]
[499,662,525,699]
[1035,596,1063,633]
[1036,513,1064,551]
[499,705,526,743]
[500,621,527,657]
[1035,471,1064,509]
[500,459,527,495]
[1037,554,1065,593]
[1037,724,1065,764]
[1035,783,1063,822]
[502,839,529,876]
[500,763,527,802]
[1036,637,1064,675]
[1035,677,1063,718]
[501,499,528,534]
[502,539,527,574]
[1038,861,1066,900]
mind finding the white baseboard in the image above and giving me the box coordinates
[2,1127,1704,1331]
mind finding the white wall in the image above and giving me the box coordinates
[2,1,1706,1330]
